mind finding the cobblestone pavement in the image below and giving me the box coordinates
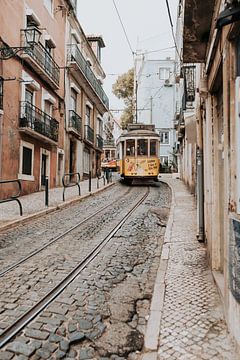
[0,182,171,359]
[141,177,239,360]
[0,185,148,332]
[0,174,118,225]
[0,182,129,271]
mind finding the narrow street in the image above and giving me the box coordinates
[0,181,171,359]
[0,179,238,359]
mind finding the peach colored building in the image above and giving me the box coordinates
[0,0,109,197]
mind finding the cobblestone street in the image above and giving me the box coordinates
[0,181,171,359]
[0,178,239,359]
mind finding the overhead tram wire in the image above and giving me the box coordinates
[165,0,182,61]
[112,0,135,58]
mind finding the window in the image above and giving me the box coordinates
[159,131,170,145]
[150,140,157,156]
[83,149,90,174]
[160,156,169,166]
[71,89,77,112]
[19,141,34,180]
[137,139,148,156]
[97,117,103,136]
[126,139,135,156]
[85,105,91,126]
[159,68,170,80]
[44,0,53,14]
[25,88,33,104]
[0,77,3,110]
[22,147,32,175]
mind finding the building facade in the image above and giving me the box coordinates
[136,58,176,169]
[179,0,240,348]
[0,0,108,197]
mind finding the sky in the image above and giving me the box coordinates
[78,0,179,117]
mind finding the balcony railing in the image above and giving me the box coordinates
[69,110,82,136]
[19,101,59,142]
[23,37,60,86]
[104,139,115,146]
[84,125,94,143]
[68,44,109,109]
[96,134,103,149]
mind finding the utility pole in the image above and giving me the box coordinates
[150,96,153,124]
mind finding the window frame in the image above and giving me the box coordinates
[18,140,35,181]
[159,130,170,145]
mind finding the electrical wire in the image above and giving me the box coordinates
[112,0,134,57]
[136,46,175,56]
[165,0,182,61]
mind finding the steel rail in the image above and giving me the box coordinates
[0,187,131,278]
[0,187,149,349]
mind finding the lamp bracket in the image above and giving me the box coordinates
[0,45,33,60]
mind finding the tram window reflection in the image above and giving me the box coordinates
[137,139,148,156]
[150,140,157,156]
[126,139,135,156]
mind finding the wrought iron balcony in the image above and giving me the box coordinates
[84,125,94,143]
[22,32,60,88]
[96,134,103,149]
[19,101,59,142]
[69,110,82,137]
[104,139,115,147]
[68,44,109,109]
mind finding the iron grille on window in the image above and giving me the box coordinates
[182,65,196,103]
[0,77,3,110]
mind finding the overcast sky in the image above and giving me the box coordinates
[78,0,179,115]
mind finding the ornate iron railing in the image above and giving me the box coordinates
[69,110,82,136]
[68,44,109,109]
[84,125,94,143]
[23,37,60,86]
[19,101,59,142]
[96,134,103,149]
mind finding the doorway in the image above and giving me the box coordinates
[40,148,50,190]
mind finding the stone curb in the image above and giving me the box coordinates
[0,182,115,233]
[142,178,176,359]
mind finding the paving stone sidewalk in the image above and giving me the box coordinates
[143,176,239,360]
[0,175,117,226]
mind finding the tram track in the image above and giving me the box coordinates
[0,187,132,278]
[0,187,150,349]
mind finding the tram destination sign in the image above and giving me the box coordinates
[229,218,240,303]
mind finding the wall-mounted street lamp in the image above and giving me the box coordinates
[0,26,41,60]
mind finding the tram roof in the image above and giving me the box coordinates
[119,129,160,139]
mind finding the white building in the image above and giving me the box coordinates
[136,58,176,169]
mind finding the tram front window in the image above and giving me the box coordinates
[150,140,157,156]
[126,139,135,156]
[137,139,148,156]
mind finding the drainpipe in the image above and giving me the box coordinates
[196,147,204,242]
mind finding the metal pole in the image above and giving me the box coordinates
[196,148,204,242]
[45,176,49,207]
[136,80,138,124]
[89,171,92,192]
[150,96,153,124]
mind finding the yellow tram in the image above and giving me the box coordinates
[117,123,160,184]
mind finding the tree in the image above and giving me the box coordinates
[112,68,134,128]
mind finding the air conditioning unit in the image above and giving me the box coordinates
[164,79,173,87]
